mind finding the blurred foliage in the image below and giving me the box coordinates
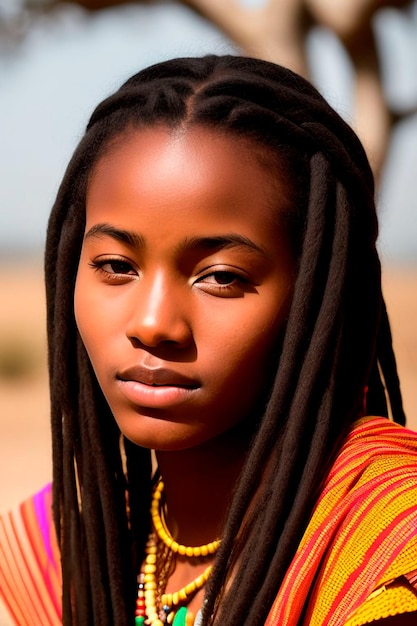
[1,0,416,177]
[0,336,41,381]
[0,0,141,50]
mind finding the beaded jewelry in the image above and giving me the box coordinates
[151,480,221,558]
[135,480,220,626]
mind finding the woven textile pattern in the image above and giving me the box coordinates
[266,417,417,625]
[1,418,416,625]
[0,484,61,626]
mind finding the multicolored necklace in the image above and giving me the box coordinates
[135,479,220,626]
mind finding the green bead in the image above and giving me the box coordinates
[173,606,188,626]
[135,617,145,626]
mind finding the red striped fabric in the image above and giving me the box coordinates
[1,418,416,625]
[0,484,61,625]
[266,417,417,625]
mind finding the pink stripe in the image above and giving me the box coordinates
[34,484,55,566]
[33,484,61,617]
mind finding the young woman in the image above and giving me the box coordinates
[1,55,416,626]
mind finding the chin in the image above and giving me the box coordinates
[118,421,208,453]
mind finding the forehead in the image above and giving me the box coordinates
[89,124,290,204]
[85,126,294,248]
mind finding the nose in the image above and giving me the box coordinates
[125,271,192,349]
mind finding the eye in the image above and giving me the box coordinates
[202,271,238,286]
[89,257,137,282]
[195,268,249,297]
[102,260,135,275]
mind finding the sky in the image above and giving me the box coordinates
[0,0,416,264]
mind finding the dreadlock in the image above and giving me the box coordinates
[44,55,405,626]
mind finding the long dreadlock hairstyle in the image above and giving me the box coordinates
[45,55,405,626]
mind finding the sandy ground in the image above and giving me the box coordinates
[0,261,416,515]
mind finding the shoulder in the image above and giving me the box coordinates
[0,483,62,625]
[322,416,417,563]
[319,417,417,536]
[307,418,417,624]
[271,418,417,625]
[324,417,417,512]
[337,416,417,466]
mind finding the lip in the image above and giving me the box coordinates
[117,365,199,387]
[116,365,200,409]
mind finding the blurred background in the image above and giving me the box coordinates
[0,0,416,516]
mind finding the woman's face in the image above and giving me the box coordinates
[74,126,295,451]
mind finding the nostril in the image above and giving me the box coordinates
[127,333,192,350]
[128,336,142,349]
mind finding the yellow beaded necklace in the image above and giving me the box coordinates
[135,479,220,626]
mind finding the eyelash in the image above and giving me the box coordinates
[197,270,246,292]
[89,258,137,281]
[89,259,248,294]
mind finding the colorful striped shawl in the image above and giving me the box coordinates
[0,484,61,625]
[1,417,416,625]
[266,417,417,625]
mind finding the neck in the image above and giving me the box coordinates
[155,427,250,546]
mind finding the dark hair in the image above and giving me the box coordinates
[45,54,405,625]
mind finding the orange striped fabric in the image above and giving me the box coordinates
[0,483,61,626]
[1,418,416,625]
[266,417,417,625]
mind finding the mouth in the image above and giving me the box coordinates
[116,366,200,409]
[117,365,199,388]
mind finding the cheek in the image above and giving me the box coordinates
[237,296,290,383]
[74,276,90,342]
[239,291,290,354]
[74,271,104,362]
[209,302,287,395]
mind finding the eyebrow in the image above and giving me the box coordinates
[84,224,269,259]
[177,234,270,259]
[84,223,144,248]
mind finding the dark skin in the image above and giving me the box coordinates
[157,424,249,547]
[75,126,415,622]
[156,425,251,615]
[75,126,296,617]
